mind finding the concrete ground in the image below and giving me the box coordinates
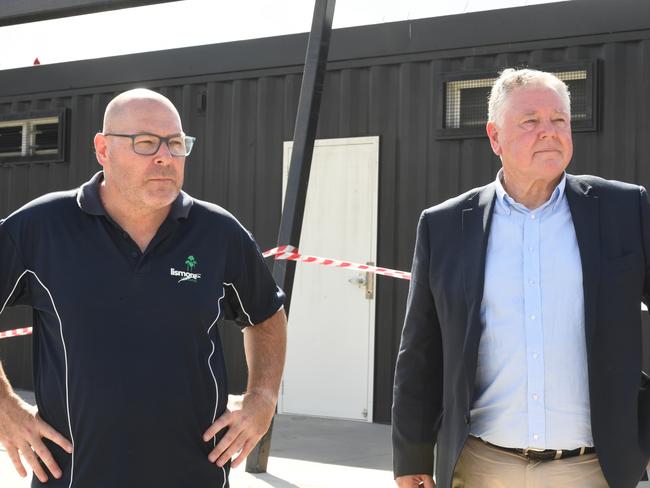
[229,414,393,488]
[3,390,649,487]
[1,390,394,488]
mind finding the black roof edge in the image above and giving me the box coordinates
[0,0,181,28]
[0,0,648,99]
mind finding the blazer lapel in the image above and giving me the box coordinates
[462,184,496,384]
[565,174,600,357]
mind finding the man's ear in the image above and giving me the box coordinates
[93,133,108,167]
[486,121,501,156]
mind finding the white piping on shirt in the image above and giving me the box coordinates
[1,270,75,488]
[207,288,227,487]
[223,282,253,326]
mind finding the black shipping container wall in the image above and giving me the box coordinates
[0,0,649,423]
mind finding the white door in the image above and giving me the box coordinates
[278,136,379,422]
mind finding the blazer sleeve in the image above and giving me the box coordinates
[392,211,444,477]
[640,187,650,455]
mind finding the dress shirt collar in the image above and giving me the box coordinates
[494,168,567,216]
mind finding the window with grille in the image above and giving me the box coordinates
[437,63,598,139]
[0,111,68,164]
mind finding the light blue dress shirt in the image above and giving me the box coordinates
[469,170,594,450]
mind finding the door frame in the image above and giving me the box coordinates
[278,136,379,422]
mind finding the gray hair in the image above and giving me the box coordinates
[487,68,571,124]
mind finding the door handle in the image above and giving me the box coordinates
[365,262,374,300]
[348,276,366,286]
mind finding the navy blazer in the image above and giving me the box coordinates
[392,174,650,488]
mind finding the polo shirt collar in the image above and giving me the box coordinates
[76,171,193,220]
[170,189,193,220]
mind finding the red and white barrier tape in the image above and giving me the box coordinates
[0,327,32,339]
[263,245,411,281]
[0,247,409,340]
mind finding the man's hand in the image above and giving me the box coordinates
[203,392,276,468]
[395,474,436,488]
[0,394,73,482]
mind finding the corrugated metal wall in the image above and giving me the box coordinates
[1,6,650,422]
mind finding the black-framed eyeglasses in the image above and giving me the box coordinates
[104,132,196,157]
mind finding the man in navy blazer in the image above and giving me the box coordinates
[392,69,650,488]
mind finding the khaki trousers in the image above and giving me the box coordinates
[452,437,609,488]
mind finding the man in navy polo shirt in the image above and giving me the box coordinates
[0,89,287,487]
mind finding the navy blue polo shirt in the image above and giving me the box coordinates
[0,172,285,488]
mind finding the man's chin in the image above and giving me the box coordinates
[143,190,180,210]
[535,157,569,173]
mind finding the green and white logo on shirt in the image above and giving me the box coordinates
[170,255,202,283]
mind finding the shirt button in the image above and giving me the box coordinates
[529,247,534,252]
[532,393,539,401]
[533,434,539,441]
[530,214,536,220]
[130,251,138,258]
[529,279,535,285]
[530,315,536,320]
[532,352,539,359]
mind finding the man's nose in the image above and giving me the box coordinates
[538,119,558,138]
[154,140,174,163]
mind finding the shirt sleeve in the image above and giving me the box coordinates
[0,220,29,314]
[222,223,285,328]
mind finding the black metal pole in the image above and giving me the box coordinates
[271,0,337,314]
[245,0,336,474]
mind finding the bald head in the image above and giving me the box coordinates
[103,88,181,133]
